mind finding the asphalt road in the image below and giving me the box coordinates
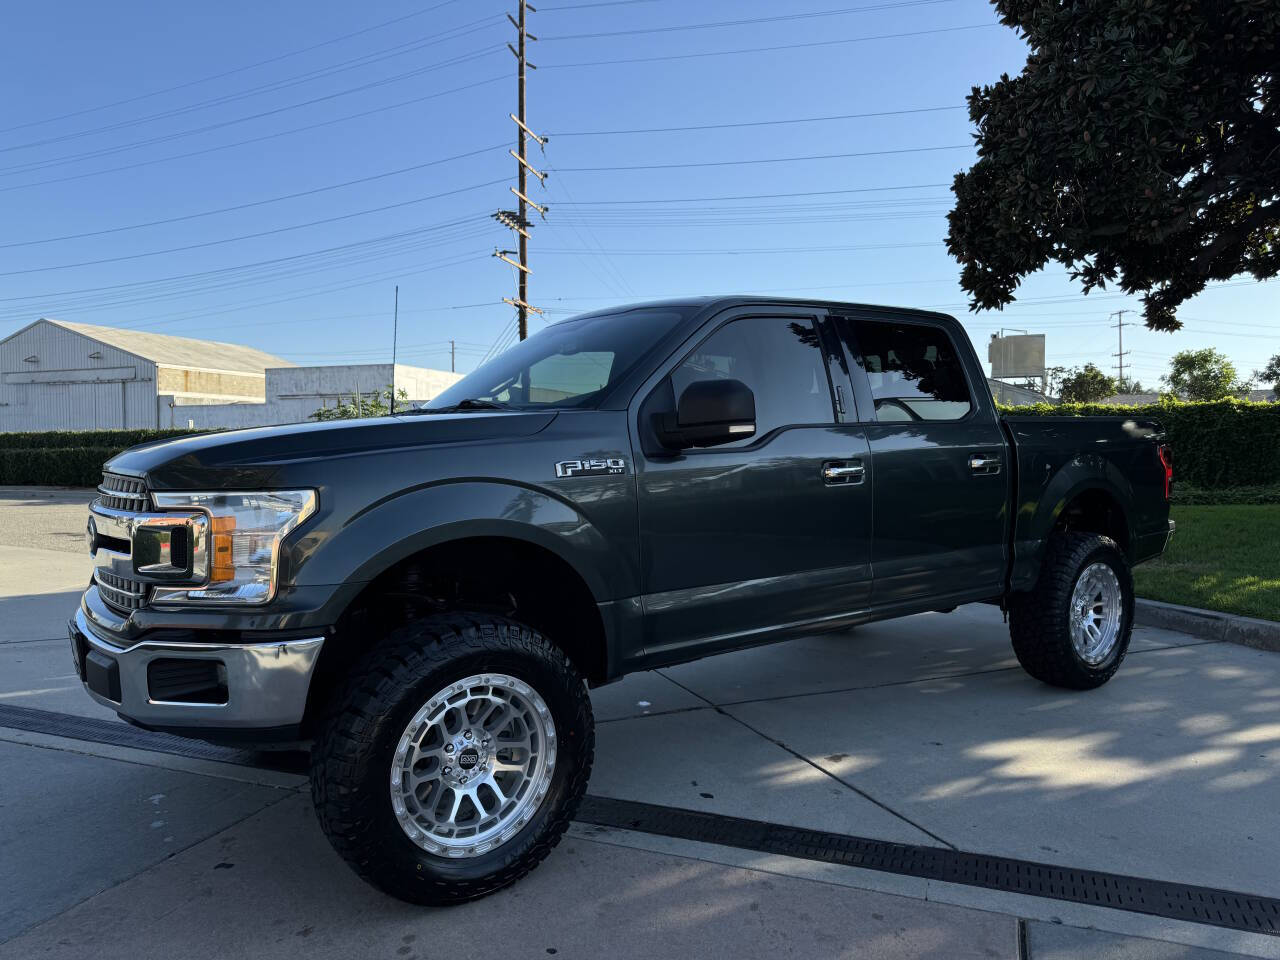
[1,488,1276,958]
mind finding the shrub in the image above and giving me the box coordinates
[0,447,121,486]
[0,429,211,486]
[0,429,199,451]
[1001,398,1280,490]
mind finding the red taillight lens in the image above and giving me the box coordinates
[1157,444,1173,501]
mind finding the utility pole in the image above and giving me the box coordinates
[493,0,547,340]
[450,339,455,373]
[1111,310,1131,390]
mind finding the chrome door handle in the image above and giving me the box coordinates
[822,460,865,484]
[968,453,1002,475]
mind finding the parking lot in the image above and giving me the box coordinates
[2,487,1277,959]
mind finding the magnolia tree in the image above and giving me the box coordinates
[947,0,1279,331]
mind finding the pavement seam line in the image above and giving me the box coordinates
[656,669,958,850]
[602,636,1227,724]
[0,729,307,789]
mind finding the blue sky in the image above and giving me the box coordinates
[2,0,1275,387]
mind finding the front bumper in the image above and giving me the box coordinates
[70,597,324,733]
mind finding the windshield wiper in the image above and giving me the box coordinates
[401,398,507,415]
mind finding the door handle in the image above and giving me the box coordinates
[822,460,865,485]
[968,453,1002,475]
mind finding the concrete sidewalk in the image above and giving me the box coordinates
[2,535,1277,957]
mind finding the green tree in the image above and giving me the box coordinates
[1162,348,1251,400]
[946,0,1280,332]
[1256,354,1280,398]
[312,385,409,421]
[1059,364,1117,403]
[1117,377,1147,395]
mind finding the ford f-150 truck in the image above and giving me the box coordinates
[71,297,1174,904]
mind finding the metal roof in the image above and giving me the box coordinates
[37,318,294,374]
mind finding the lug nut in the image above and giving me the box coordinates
[482,737,490,747]
[443,766,452,775]
[444,743,454,754]
[464,731,473,741]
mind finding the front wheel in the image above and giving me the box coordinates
[1009,533,1134,689]
[311,613,594,905]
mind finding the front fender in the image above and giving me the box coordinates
[291,479,627,607]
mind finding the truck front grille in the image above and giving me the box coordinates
[97,472,149,512]
[95,570,149,612]
[93,472,151,614]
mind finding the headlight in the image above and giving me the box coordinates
[150,490,316,605]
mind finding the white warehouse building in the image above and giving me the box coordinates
[0,318,462,432]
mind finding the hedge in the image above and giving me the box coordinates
[0,447,123,486]
[0,429,211,486]
[1002,398,1280,490]
[0,429,199,450]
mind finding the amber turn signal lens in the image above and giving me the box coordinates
[210,515,237,582]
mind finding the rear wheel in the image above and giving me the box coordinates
[1009,533,1134,689]
[311,613,594,905]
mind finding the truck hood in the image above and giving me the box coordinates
[107,411,558,490]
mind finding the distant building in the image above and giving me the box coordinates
[0,318,461,432]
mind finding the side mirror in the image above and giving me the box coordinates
[655,378,756,449]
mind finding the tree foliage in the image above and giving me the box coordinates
[1058,363,1117,402]
[311,386,409,421]
[947,0,1279,331]
[1257,354,1280,397]
[1162,347,1250,399]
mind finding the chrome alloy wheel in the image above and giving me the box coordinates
[1069,562,1123,665]
[390,674,556,858]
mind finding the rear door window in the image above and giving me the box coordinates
[852,319,974,422]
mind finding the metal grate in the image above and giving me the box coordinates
[96,472,149,512]
[95,569,149,612]
[576,796,1280,937]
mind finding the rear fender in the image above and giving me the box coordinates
[1011,456,1134,593]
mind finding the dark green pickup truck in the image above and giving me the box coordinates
[71,297,1174,904]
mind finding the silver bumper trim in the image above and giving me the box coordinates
[73,605,323,730]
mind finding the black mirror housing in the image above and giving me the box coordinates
[655,378,756,449]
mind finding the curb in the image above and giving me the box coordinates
[1135,598,1280,652]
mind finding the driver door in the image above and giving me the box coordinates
[631,309,875,663]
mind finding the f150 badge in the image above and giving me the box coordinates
[555,457,626,478]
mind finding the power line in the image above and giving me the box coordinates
[0,145,506,248]
[541,23,999,69]
[556,143,969,172]
[0,0,471,135]
[539,0,966,41]
[0,184,506,277]
[0,16,502,156]
[0,75,506,193]
[555,182,952,204]
[548,105,964,137]
[0,45,504,177]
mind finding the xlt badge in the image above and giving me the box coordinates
[555,458,626,478]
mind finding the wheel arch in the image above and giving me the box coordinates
[1011,458,1136,593]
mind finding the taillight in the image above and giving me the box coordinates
[1157,444,1173,501]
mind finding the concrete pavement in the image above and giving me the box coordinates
[2,496,1278,957]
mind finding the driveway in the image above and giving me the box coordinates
[0,489,1275,958]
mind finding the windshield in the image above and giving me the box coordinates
[423,308,686,411]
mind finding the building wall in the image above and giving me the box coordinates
[0,320,159,430]
[162,363,463,430]
[155,365,265,402]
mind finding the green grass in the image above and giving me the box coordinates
[1133,505,1280,622]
